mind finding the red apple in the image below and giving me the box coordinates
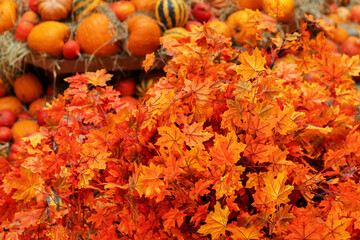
[191,3,212,22]
[17,110,32,121]
[185,20,202,31]
[115,78,136,96]
[63,40,81,59]
[0,109,16,127]
[0,83,6,98]
[0,126,12,142]
[37,108,48,126]
[26,0,38,13]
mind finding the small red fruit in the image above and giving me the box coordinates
[116,78,136,96]
[0,109,16,127]
[37,108,48,126]
[63,40,81,59]
[7,152,18,163]
[17,110,32,121]
[10,139,24,153]
[191,3,212,22]
[185,20,202,31]
[26,0,38,13]
[350,5,360,24]
[0,126,12,142]
[341,37,360,57]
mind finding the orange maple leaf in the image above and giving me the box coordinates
[156,126,185,153]
[183,122,213,149]
[161,208,186,231]
[86,69,112,87]
[323,211,352,240]
[228,225,262,240]
[143,52,155,72]
[88,207,107,228]
[210,132,246,169]
[198,202,230,239]
[234,48,267,80]
[137,162,165,196]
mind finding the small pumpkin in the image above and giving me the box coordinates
[130,0,158,12]
[110,1,136,21]
[75,13,120,57]
[27,21,70,57]
[29,97,47,116]
[232,0,262,10]
[11,119,40,140]
[263,0,295,23]
[126,15,162,57]
[72,0,103,21]
[15,11,39,42]
[208,20,231,38]
[226,10,257,45]
[155,0,188,28]
[0,0,17,34]
[38,0,72,21]
[0,96,23,116]
[13,73,43,104]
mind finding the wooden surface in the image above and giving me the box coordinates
[22,53,167,75]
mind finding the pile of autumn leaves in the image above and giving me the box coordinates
[1,17,360,239]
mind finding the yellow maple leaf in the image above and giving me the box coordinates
[263,170,294,206]
[137,162,165,196]
[198,202,230,239]
[23,132,46,148]
[235,48,266,80]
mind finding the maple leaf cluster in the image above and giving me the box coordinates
[1,14,360,239]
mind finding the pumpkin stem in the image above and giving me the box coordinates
[232,26,241,32]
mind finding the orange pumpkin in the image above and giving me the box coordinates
[0,0,17,34]
[38,0,72,21]
[126,15,162,57]
[29,97,47,116]
[75,13,120,57]
[226,10,257,45]
[11,119,40,140]
[263,0,295,23]
[208,20,231,38]
[13,73,43,104]
[0,96,23,116]
[130,0,158,12]
[19,11,39,24]
[110,1,136,21]
[233,0,262,10]
[27,21,70,57]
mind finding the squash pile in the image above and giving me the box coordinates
[1,0,304,60]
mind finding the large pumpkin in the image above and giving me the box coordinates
[27,21,70,57]
[0,96,23,116]
[0,0,17,34]
[126,15,162,57]
[130,0,158,12]
[13,73,43,104]
[226,10,257,45]
[72,0,103,21]
[155,0,188,28]
[11,119,40,140]
[75,13,120,57]
[38,0,72,21]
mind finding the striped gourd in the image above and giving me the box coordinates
[72,0,103,21]
[163,27,188,39]
[136,78,156,97]
[155,0,188,29]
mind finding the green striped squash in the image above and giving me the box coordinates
[163,27,188,39]
[136,78,156,97]
[155,0,188,29]
[72,0,103,21]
